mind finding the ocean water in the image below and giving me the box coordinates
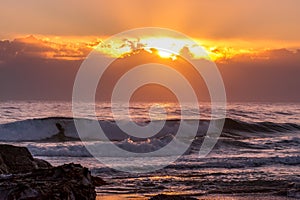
[0,101,299,198]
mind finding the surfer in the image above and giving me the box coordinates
[43,122,78,142]
[54,123,65,141]
[42,123,66,142]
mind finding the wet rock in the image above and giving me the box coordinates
[149,194,197,200]
[0,144,51,174]
[0,163,96,200]
[92,176,107,187]
[0,144,98,200]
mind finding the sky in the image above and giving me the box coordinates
[1,0,300,41]
[0,0,299,102]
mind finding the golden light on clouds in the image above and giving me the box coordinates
[94,36,262,61]
[5,35,299,62]
[95,36,212,60]
[155,50,177,60]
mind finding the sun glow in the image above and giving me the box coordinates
[12,35,277,62]
[155,49,177,60]
[157,50,177,60]
[96,36,211,60]
[141,37,209,60]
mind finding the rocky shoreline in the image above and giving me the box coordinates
[0,144,200,200]
[0,144,297,200]
[0,144,100,199]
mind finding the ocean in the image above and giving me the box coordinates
[0,101,299,198]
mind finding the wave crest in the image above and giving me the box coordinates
[0,117,299,142]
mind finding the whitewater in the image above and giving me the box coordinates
[0,101,299,198]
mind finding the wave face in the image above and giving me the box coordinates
[0,117,299,158]
[0,117,300,142]
[1,102,299,197]
[5,138,298,198]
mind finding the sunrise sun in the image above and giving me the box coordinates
[144,47,178,60]
[156,49,177,60]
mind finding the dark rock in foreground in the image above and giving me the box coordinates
[149,194,197,200]
[0,144,51,174]
[0,163,96,200]
[0,144,98,200]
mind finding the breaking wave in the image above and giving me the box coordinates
[0,117,299,142]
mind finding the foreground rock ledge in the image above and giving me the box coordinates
[149,194,197,200]
[0,144,97,200]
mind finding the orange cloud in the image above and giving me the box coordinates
[1,35,299,64]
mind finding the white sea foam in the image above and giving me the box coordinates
[9,135,188,157]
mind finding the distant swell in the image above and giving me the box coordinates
[223,118,300,133]
[0,117,299,142]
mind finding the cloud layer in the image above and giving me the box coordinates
[0,36,299,102]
